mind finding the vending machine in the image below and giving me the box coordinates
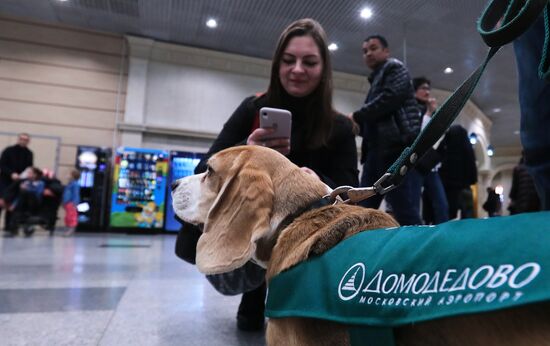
[109,147,169,230]
[76,146,111,231]
[165,151,205,232]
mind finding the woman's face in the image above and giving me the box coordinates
[279,35,323,98]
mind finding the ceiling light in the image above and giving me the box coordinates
[469,132,478,145]
[328,43,338,51]
[444,67,454,74]
[206,19,217,28]
[492,107,501,113]
[514,130,520,135]
[58,0,69,2]
[487,144,495,157]
[360,7,373,19]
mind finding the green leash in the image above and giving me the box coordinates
[340,0,550,203]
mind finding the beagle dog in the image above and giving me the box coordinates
[172,146,550,346]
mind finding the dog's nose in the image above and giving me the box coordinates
[171,180,179,191]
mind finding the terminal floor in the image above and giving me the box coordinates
[0,231,266,346]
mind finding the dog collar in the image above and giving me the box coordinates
[275,196,333,234]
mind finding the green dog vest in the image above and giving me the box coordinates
[266,212,550,344]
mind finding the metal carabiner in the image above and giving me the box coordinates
[325,172,397,205]
[373,173,397,195]
[323,185,353,204]
[346,186,377,204]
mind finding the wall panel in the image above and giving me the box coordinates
[0,16,126,184]
[0,59,125,92]
[0,18,122,54]
[0,39,123,73]
[0,100,116,130]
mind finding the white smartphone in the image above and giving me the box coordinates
[259,107,292,140]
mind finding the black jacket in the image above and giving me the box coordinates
[352,58,421,163]
[438,125,478,189]
[195,94,359,188]
[0,144,33,190]
[483,190,502,215]
[509,164,540,214]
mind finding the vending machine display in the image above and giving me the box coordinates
[109,147,169,229]
[76,146,111,231]
[165,151,204,232]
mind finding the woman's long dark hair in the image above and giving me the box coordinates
[265,18,335,149]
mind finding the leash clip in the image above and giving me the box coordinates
[327,173,398,205]
[373,173,397,195]
[346,186,377,204]
[324,185,353,204]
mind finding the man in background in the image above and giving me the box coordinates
[348,34,422,225]
[0,133,34,230]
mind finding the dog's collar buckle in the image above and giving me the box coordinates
[325,186,353,204]
[328,174,396,204]
[346,186,377,204]
[325,185,377,205]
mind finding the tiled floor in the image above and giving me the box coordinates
[0,230,266,346]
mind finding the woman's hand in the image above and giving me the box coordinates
[247,127,291,155]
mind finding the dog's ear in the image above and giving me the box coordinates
[196,164,273,275]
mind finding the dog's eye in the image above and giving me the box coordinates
[205,165,214,177]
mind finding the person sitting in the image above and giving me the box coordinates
[42,169,64,234]
[6,167,44,235]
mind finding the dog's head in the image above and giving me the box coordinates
[172,146,330,275]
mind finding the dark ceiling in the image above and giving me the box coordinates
[0,0,525,149]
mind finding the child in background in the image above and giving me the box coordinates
[62,169,80,236]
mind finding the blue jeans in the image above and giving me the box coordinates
[422,170,449,224]
[514,13,550,210]
[360,152,422,226]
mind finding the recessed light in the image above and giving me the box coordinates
[206,18,217,29]
[487,144,495,157]
[58,0,69,2]
[492,107,501,113]
[514,130,520,135]
[444,67,454,74]
[328,43,338,51]
[360,7,373,19]
[469,133,478,145]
